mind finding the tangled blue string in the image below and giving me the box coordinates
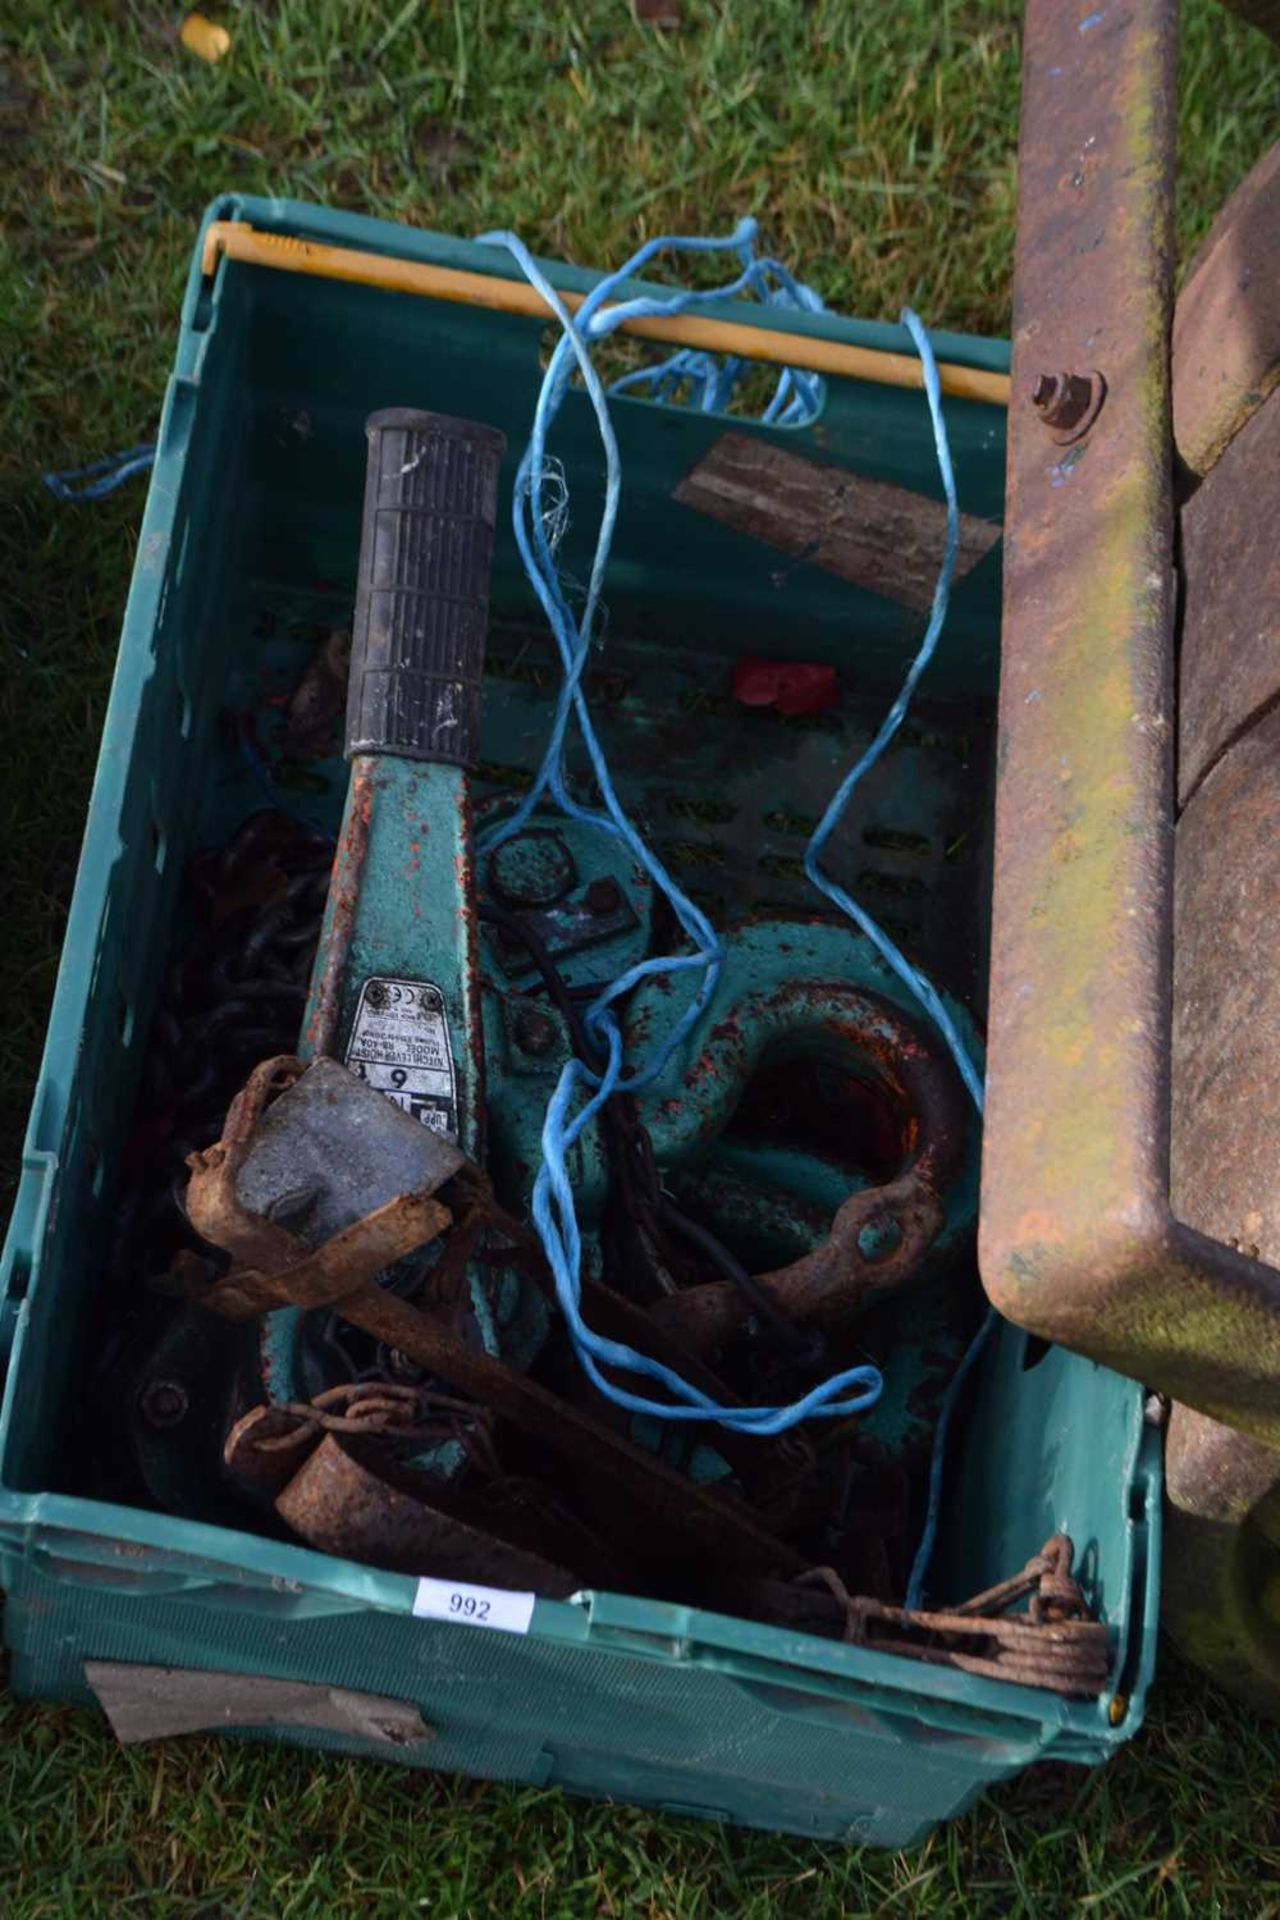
[803,310,985,1116]
[481,219,983,1435]
[43,441,155,501]
[790,304,993,1572]
[607,246,826,426]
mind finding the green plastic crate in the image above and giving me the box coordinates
[0,195,1160,1848]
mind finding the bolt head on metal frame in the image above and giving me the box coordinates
[513,1005,558,1057]
[1030,368,1107,443]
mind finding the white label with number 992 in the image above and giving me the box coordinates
[412,1576,536,1635]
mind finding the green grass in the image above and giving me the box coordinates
[2,1655,1280,1916]
[1,1,1278,1911]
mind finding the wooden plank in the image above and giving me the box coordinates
[674,433,1000,613]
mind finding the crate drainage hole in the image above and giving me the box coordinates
[863,826,932,858]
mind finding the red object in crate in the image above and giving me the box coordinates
[733,657,839,716]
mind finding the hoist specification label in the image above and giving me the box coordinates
[345,976,457,1135]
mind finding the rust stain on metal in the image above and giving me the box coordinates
[186,1065,453,1319]
[674,432,1001,613]
[1173,139,1280,481]
[184,1055,309,1271]
[274,1435,580,1593]
[1177,391,1280,802]
[225,1382,451,1499]
[985,0,1177,1256]
[303,762,373,1059]
[225,1403,324,1498]
[649,975,965,1167]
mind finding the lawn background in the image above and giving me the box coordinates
[2,2,1279,1911]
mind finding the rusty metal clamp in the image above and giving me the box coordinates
[184,1055,454,1319]
[182,1056,807,1581]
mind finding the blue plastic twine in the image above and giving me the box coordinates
[791,306,995,1586]
[607,247,826,427]
[904,1305,997,1609]
[43,441,155,501]
[479,219,981,1433]
[803,309,985,1117]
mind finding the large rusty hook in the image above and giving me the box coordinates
[642,977,968,1355]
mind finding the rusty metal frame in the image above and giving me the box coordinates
[980,0,1280,1443]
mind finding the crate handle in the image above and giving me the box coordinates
[0,1153,55,1394]
[15,1543,393,1618]
[199,220,1012,409]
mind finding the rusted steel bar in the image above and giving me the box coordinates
[979,0,1280,1441]
[227,1267,803,1573]
[274,1435,581,1594]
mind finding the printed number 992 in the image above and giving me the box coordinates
[449,1592,491,1621]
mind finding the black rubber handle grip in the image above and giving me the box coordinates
[346,409,507,765]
